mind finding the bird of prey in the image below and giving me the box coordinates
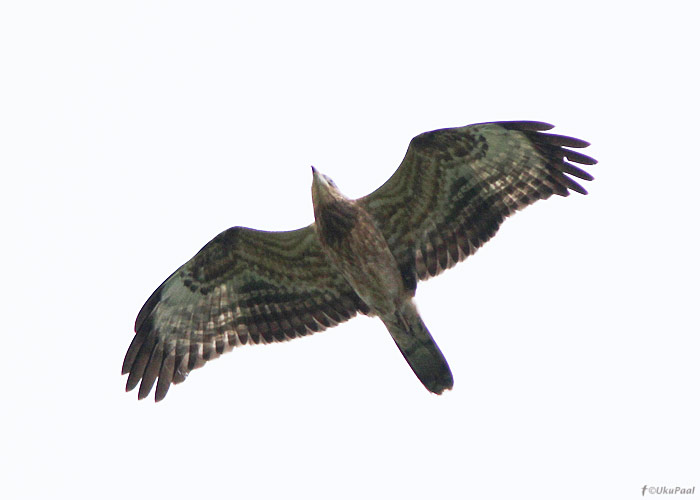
[122,120,596,401]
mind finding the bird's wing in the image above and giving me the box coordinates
[122,225,369,401]
[359,121,597,281]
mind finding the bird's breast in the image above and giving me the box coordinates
[316,200,406,316]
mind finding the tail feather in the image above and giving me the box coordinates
[382,301,453,394]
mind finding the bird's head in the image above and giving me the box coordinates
[311,166,344,209]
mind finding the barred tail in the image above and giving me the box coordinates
[381,301,453,394]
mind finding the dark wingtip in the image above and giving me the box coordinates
[536,132,591,148]
[560,161,594,181]
[496,121,555,132]
[564,149,598,166]
[135,283,165,333]
[125,370,140,392]
[154,386,168,403]
[503,121,597,196]
[563,177,588,195]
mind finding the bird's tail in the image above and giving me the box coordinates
[381,301,453,394]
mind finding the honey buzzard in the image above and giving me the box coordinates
[122,120,596,401]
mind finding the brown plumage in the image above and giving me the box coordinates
[122,120,597,401]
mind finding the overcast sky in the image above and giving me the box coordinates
[2,1,698,499]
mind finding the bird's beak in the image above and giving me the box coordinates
[311,166,324,185]
[311,166,331,207]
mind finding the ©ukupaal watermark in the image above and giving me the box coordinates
[642,486,696,496]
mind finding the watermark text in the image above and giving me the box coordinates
[642,486,696,496]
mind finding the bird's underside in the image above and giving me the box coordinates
[122,120,597,401]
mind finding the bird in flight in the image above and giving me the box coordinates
[122,120,596,401]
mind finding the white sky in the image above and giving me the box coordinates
[2,1,698,499]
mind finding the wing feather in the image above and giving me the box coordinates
[360,120,597,282]
[122,224,367,401]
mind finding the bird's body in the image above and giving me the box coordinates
[312,169,453,393]
[312,171,406,316]
[122,120,597,401]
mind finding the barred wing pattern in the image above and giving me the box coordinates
[122,225,369,401]
[360,121,597,281]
